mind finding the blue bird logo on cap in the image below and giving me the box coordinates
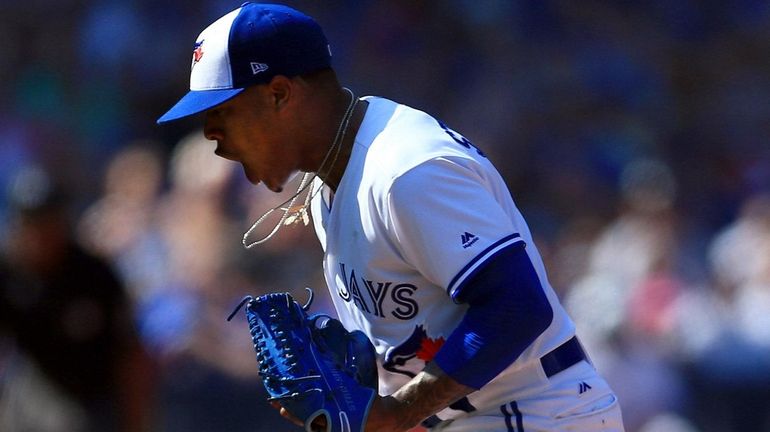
[192,40,205,69]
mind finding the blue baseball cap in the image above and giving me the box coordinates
[157,2,332,124]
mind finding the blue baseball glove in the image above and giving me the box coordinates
[228,290,378,432]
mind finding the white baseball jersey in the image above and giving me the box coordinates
[310,97,580,422]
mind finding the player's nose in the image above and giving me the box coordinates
[203,112,223,141]
[203,122,222,142]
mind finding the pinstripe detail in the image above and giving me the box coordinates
[500,403,515,432]
[447,233,523,297]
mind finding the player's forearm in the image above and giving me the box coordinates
[367,361,474,431]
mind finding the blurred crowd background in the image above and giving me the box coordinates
[2,1,770,431]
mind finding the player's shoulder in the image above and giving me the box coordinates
[360,97,483,178]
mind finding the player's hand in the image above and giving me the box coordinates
[273,398,428,432]
[270,401,328,430]
[363,396,428,431]
[363,395,419,432]
[270,401,301,427]
[365,363,475,432]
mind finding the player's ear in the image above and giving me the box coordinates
[266,75,292,111]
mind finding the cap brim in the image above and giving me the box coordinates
[157,88,245,124]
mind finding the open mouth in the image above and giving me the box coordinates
[214,145,237,161]
[213,143,224,155]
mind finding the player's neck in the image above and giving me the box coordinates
[318,99,368,192]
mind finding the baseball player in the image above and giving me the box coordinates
[157,3,625,431]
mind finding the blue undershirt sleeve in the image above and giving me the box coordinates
[433,242,554,389]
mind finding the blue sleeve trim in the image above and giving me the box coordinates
[446,232,524,300]
[434,243,553,389]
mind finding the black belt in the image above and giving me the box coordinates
[540,336,586,378]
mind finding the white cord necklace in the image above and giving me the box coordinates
[242,87,358,249]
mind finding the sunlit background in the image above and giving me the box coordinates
[2,1,770,431]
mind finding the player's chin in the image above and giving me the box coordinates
[248,172,285,193]
[242,168,262,187]
[262,171,295,193]
[263,180,284,193]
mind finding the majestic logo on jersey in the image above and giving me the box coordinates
[338,263,419,320]
[579,381,592,394]
[461,231,478,248]
[191,40,204,69]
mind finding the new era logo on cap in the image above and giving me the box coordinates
[250,62,269,75]
[157,2,332,124]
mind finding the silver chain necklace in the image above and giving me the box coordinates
[242,87,358,248]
